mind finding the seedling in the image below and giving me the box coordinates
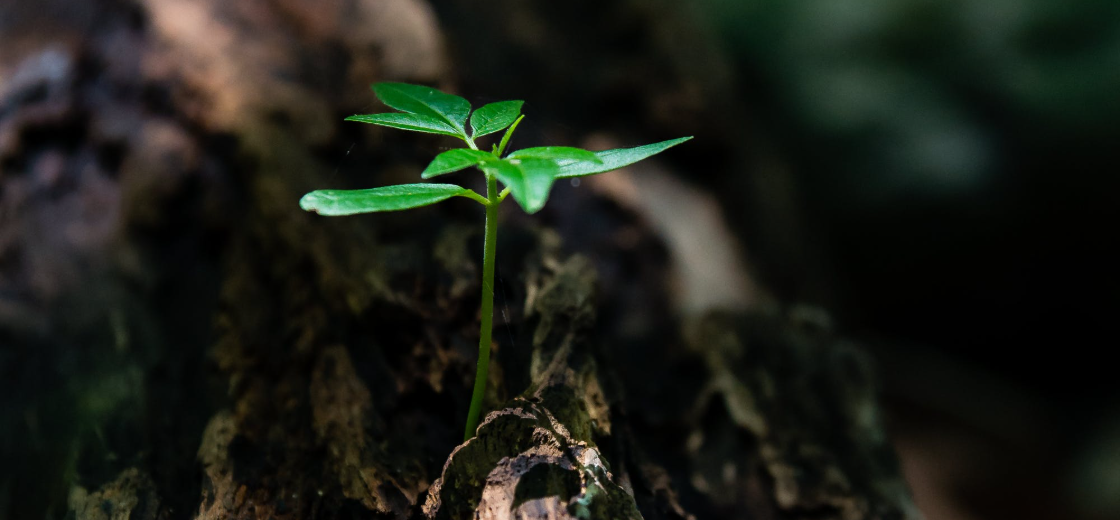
[300,83,691,441]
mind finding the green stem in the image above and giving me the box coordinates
[495,115,524,157]
[459,189,489,206]
[464,174,499,440]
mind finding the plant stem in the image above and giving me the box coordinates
[464,174,499,440]
[496,115,524,157]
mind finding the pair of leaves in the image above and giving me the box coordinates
[299,138,693,215]
[409,138,694,213]
[345,83,522,141]
[420,146,601,178]
[418,146,604,213]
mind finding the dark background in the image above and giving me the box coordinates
[431,3,1120,517]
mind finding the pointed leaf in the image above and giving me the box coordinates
[300,184,474,216]
[345,113,461,137]
[554,137,693,178]
[470,101,523,138]
[372,83,471,135]
[422,149,495,179]
[483,159,559,214]
[507,146,602,163]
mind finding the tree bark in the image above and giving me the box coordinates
[0,1,918,519]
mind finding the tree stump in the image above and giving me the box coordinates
[0,1,918,519]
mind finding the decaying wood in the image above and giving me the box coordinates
[0,1,918,519]
[68,468,164,520]
[424,255,641,520]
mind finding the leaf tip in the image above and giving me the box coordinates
[523,198,548,215]
[299,192,321,213]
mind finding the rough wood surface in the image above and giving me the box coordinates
[0,1,918,519]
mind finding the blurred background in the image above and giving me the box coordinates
[2,0,1118,519]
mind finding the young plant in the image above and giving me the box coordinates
[300,83,691,441]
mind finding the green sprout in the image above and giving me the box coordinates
[300,83,691,441]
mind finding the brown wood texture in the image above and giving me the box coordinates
[0,1,918,519]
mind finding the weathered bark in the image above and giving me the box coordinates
[0,1,917,519]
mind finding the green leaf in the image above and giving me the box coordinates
[372,83,471,135]
[482,159,559,214]
[300,184,475,216]
[345,113,462,137]
[469,101,523,138]
[554,137,693,178]
[421,149,494,179]
[507,146,603,163]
